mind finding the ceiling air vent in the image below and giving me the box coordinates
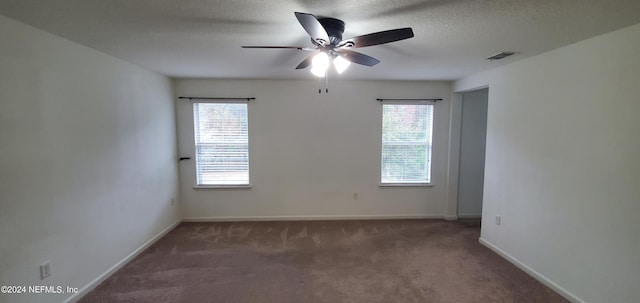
[487,52,516,60]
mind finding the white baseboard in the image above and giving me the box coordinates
[63,220,182,303]
[478,237,584,303]
[457,213,482,219]
[182,214,450,222]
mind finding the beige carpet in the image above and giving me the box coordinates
[80,219,568,302]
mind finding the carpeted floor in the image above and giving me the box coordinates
[80,219,568,303]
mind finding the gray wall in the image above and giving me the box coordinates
[0,15,180,303]
[455,23,640,303]
[457,89,488,217]
[174,79,457,220]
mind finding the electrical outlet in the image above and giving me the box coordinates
[495,215,501,226]
[171,198,175,206]
[353,193,358,200]
[40,261,51,279]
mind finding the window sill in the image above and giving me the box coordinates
[379,183,434,188]
[193,185,252,190]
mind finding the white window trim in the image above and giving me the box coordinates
[193,185,252,190]
[379,100,435,187]
[378,183,434,187]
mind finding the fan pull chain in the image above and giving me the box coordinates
[325,73,329,93]
[317,74,329,94]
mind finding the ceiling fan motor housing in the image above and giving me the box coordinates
[317,17,345,45]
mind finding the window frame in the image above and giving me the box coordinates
[192,100,251,189]
[379,101,435,187]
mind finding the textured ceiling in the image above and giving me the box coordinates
[1,0,639,80]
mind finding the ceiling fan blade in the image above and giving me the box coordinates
[337,49,380,66]
[294,12,330,45]
[295,53,317,69]
[339,28,414,48]
[241,46,314,51]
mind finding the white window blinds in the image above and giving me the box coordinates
[381,103,434,184]
[193,102,249,186]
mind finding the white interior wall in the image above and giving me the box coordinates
[0,15,180,303]
[454,23,640,303]
[174,79,456,220]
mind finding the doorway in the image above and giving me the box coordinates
[457,88,488,218]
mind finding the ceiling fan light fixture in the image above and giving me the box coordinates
[310,52,330,77]
[333,55,351,74]
[310,66,326,77]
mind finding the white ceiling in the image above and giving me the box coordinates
[1,0,639,80]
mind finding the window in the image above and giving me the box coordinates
[193,102,249,186]
[381,103,434,185]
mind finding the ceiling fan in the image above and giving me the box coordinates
[242,12,414,78]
